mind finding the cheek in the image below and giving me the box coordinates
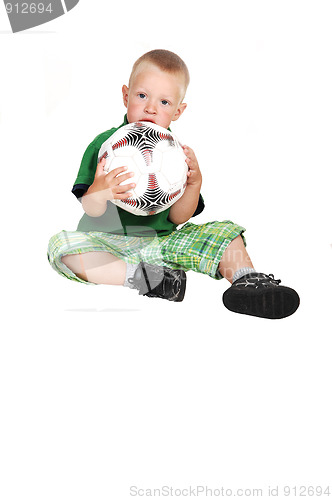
[128,100,139,111]
[127,101,142,118]
[161,107,173,118]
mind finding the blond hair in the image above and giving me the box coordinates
[129,49,190,95]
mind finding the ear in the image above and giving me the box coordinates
[172,102,187,122]
[122,85,129,107]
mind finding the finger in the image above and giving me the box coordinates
[105,165,129,178]
[113,172,135,185]
[185,151,194,162]
[115,182,136,194]
[113,191,134,200]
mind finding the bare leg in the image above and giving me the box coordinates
[218,235,254,283]
[61,252,127,285]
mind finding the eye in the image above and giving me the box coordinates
[138,93,146,99]
[161,99,170,106]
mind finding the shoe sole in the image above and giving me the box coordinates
[222,286,300,319]
[172,270,186,302]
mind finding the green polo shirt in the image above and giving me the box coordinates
[72,115,204,237]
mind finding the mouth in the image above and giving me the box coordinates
[141,119,155,124]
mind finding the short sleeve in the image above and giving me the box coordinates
[192,194,205,217]
[73,141,100,187]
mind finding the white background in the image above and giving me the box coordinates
[0,1,331,499]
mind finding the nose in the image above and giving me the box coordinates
[144,100,157,115]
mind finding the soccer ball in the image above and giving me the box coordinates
[98,121,188,216]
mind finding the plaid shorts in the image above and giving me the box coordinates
[47,220,246,284]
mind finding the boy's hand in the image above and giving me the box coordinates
[182,146,202,188]
[168,146,202,225]
[87,157,136,202]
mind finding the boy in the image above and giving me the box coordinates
[48,49,300,319]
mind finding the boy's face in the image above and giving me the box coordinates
[122,63,187,129]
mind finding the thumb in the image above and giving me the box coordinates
[95,156,107,176]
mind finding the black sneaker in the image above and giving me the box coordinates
[128,262,186,302]
[222,273,300,319]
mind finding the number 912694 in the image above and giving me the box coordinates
[5,3,53,14]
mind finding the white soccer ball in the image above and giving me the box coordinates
[98,121,188,216]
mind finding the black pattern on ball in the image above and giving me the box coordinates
[112,122,175,166]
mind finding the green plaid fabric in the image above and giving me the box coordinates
[47,220,246,284]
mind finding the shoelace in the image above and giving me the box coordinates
[235,273,281,288]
